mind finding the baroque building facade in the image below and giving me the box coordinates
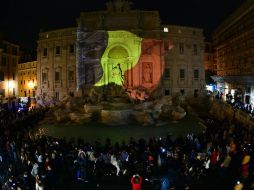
[213,0,254,104]
[18,61,37,97]
[162,25,205,96]
[0,40,19,107]
[37,0,205,100]
[37,28,77,100]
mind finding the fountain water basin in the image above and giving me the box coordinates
[101,109,133,125]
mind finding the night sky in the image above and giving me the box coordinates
[0,0,246,51]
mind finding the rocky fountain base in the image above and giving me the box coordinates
[46,93,187,126]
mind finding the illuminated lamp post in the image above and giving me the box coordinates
[6,80,15,96]
[28,80,35,96]
[28,80,36,109]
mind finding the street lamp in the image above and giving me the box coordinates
[28,80,35,90]
[5,80,15,97]
[28,80,36,98]
[27,80,36,109]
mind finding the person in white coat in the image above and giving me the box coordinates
[111,154,120,176]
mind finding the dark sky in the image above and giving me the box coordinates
[0,0,246,51]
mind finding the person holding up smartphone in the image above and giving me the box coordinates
[131,174,142,190]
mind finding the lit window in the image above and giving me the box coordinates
[164,27,168,33]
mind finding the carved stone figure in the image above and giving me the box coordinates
[143,63,152,83]
[89,88,100,103]
[112,63,124,85]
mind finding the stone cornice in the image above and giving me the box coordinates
[38,27,77,41]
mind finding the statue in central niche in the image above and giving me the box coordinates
[95,30,142,87]
[112,63,124,85]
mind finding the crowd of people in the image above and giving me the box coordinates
[0,105,254,190]
[226,94,254,119]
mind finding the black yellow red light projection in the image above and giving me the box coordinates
[95,31,142,86]
[76,30,166,98]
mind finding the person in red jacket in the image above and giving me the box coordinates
[210,148,219,168]
[131,174,142,190]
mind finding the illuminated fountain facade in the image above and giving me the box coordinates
[37,0,205,124]
[37,0,205,101]
[76,1,166,100]
[74,0,176,124]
